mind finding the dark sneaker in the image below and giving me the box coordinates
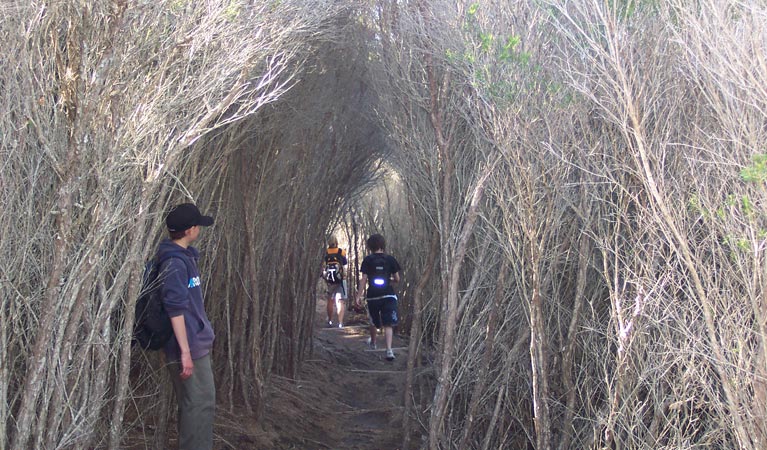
[385,349,395,361]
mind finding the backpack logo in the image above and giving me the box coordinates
[133,256,176,350]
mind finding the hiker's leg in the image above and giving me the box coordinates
[170,353,215,450]
[384,326,394,351]
[336,294,346,326]
[367,300,383,346]
[326,291,334,324]
[380,298,398,351]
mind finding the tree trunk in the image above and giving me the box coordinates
[529,234,552,450]
[428,162,495,449]
[108,187,167,450]
[12,17,82,449]
[402,232,439,450]
[559,220,593,450]
[458,260,508,449]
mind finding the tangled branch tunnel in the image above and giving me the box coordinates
[3,1,767,449]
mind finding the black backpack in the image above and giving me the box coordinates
[133,254,179,350]
[324,248,344,284]
[368,254,391,289]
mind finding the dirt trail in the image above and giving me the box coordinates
[254,296,408,449]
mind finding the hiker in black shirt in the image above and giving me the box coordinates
[354,234,401,361]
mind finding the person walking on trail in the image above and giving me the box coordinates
[158,203,216,450]
[354,233,402,361]
[323,236,348,328]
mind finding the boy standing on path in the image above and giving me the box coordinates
[158,203,216,450]
[354,234,401,361]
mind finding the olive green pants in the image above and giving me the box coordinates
[168,353,215,450]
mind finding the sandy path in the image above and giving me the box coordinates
[251,295,409,449]
[305,296,407,449]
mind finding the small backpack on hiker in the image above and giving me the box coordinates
[323,248,345,284]
[133,255,176,350]
[367,254,391,289]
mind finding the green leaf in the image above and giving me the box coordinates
[479,32,494,53]
[499,35,521,62]
[170,0,188,11]
[740,154,767,183]
[741,195,754,217]
[737,238,751,251]
[504,35,521,51]
[224,3,240,21]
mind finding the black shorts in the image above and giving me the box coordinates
[367,297,398,328]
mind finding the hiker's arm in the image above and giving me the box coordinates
[161,259,194,379]
[355,274,368,306]
[390,258,402,284]
[170,315,194,380]
[162,258,190,315]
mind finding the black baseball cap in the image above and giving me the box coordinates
[166,203,214,232]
